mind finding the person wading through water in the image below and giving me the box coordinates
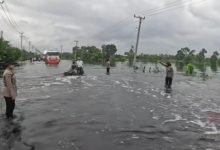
[160,62,174,89]
[106,59,111,75]
[2,62,17,119]
[76,58,84,75]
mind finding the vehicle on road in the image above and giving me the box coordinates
[44,51,61,65]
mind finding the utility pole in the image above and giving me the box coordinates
[19,32,24,60]
[20,32,24,50]
[28,41,31,61]
[60,45,63,60]
[133,14,145,68]
[0,30,3,39]
[0,30,3,51]
[28,41,31,52]
[0,0,4,51]
[74,40,79,60]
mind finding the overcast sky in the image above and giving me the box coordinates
[0,0,219,55]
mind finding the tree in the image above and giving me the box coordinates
[197,48,207,62]
[0,37,35,62]
[210,51,219,71]
[0,38,23,61]
[185,49,195,64]
[175,47,195,64]
[62,52,74,60]
[176,50,185,60]
[81,46,102,63]
[80,46,102,64]
[102,44,117,59]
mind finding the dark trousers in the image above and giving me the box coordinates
[4,97,15,118]
[77,67,84,75]
[165,77,173,88]
[106,68,110,74]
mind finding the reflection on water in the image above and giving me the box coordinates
[0,116,22,149]
[210,64,218,72]
[0,61,220,150]
[196,64,207,73]
[0,114,35,150]
[175,61,185,72]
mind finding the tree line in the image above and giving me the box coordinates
[175,47,219,71]
[62,44,118,64]
[1,36,220,71]
[124,46,220,71]
[0,38,31,62]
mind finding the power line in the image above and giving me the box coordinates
[0,5,18,34]
[131,0,206,68]
[0,4,20,33]
[146,0,208,16]
[3,5,19,31]
[91,0,208,38]
[4,2,21,31]
[140,0,198,14]
[0,1,39,52]
[0,2,25,50]
[92,0,188,37]
[0,0,209,52]
[0,1,22,36]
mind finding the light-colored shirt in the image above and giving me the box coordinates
[106,61,111,68]
[2,69,17,99]
[76,60,83,68]
[166,66,174,78]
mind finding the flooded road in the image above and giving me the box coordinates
[0,61,220,150]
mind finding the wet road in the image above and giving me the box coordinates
[0,61,220,150]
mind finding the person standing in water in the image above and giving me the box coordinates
[160,62,174,89]
[3,62,17,119]
[76,58,84,75]
[186,63,194,75]
[106,59,111,75]
[143,66,146,73]
[149,67,152,73]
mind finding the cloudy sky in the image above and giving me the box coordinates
[0,0,219,54]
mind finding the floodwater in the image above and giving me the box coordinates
[0,60,220,150]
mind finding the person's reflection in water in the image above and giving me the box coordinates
[0,116,22,149]
[0,115,35,150]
